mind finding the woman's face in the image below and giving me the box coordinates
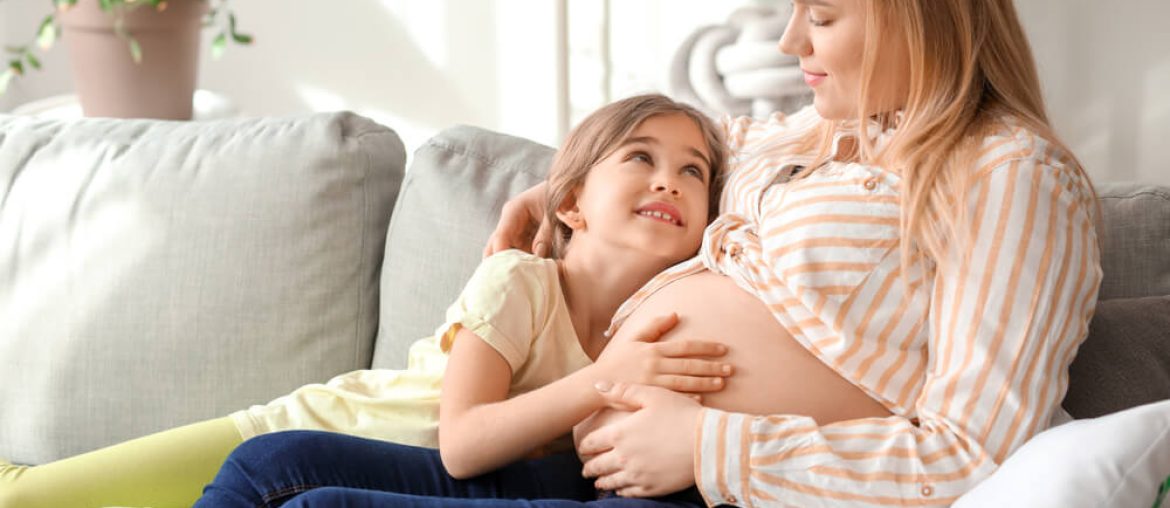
[779,0,911,120]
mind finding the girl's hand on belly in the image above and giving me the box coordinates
[593,312,733,395]
[577,382,701,498]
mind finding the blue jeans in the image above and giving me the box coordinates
[195,431,709,508]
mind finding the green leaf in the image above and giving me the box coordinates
[0,70,13,95]
[211,33,226,60]
[54,0,78,10]
[128,38,142,64]
[228,13,253,45]
[37,16,58,50]
[99,0,113,12]
[25,53,41,70]
[8,59,24,76]
[231,32,253,45]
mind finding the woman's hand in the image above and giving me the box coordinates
[483,182,553,258]
[578,382,703,498]
[593,313,732,394]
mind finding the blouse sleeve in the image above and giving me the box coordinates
[437,250,551,373]
[695,156,1102,507]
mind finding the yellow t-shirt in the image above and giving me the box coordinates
[230,250,592,449]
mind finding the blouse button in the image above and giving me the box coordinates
[920,485,934,497]
[863,178,878,191]
[726,495,738,504]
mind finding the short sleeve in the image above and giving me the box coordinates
[437,250,556,373]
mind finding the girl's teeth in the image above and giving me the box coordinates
[640,210,677,224]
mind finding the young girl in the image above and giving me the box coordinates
[0,93,730,508]
[195,0,1102,506]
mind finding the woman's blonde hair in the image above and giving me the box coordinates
[793,0,1095,271]
[544,93,727,258]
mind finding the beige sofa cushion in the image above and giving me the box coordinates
[0,113,405,464]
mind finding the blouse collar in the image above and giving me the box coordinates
[828,110,903,159]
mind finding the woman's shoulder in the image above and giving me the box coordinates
[969,116,1094,201]
[973,116,1072,174]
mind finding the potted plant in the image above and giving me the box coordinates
[1,0,251,120]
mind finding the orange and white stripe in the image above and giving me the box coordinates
[607,106,1101,507]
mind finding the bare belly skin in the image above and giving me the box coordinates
[603,270,891,424]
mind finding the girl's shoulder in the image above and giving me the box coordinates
[475,249,558,286]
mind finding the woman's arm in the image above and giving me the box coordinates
[579,158,1102,506]
[483,182,552,258]
[439,315,731,479]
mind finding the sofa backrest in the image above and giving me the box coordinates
[1095,183,1170,300]
[0,112,405,464]
[373,126,553,369]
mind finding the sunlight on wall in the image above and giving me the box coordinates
[294,83,350,113]
[494,1,560,147]
[381,0,449,69]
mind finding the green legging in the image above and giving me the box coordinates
[0,417,242,508]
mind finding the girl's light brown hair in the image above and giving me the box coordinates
[544,93,727,258]
[787,0,1096,273]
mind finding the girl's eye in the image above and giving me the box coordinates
[629,152,651,164]
[808,13,831,27]
[683,166,705,180]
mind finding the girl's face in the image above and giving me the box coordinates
[561,113,712,267]
[780,0,911,120]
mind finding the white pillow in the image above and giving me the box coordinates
[954,400,1170,508]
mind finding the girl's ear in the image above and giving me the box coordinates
[555,188,586,230]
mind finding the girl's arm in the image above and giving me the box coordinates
[439,314,730,479]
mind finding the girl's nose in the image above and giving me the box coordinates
[653,181,681,196]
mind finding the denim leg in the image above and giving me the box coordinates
[195,431,597,508]
[282,486,708,508]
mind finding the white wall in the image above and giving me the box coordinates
[3,0,1168,184]
[1016,0,1170,185]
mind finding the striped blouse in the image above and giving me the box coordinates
[605,106,1102,506]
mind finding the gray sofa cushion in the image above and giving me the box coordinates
[0,112,405,464]
[373,126,553,368]
[1096,183,1170,300]
[1063,296,1170,419]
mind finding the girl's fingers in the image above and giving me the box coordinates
[655,340,727,358]
[657,357,733,377]
[650,374,725,393]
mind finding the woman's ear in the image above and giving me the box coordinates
[555,189,586,230]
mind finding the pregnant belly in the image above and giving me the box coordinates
[612,270,890,423]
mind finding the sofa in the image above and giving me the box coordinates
[1,112,1168,505]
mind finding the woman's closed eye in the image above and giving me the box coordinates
[682,165,705,181]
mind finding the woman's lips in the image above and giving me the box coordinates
[803,70,827,87]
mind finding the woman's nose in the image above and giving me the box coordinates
[778,10,810,57]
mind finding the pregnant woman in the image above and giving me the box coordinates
[196,0,1102,505]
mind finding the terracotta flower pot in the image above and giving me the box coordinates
[58,0,208,120]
